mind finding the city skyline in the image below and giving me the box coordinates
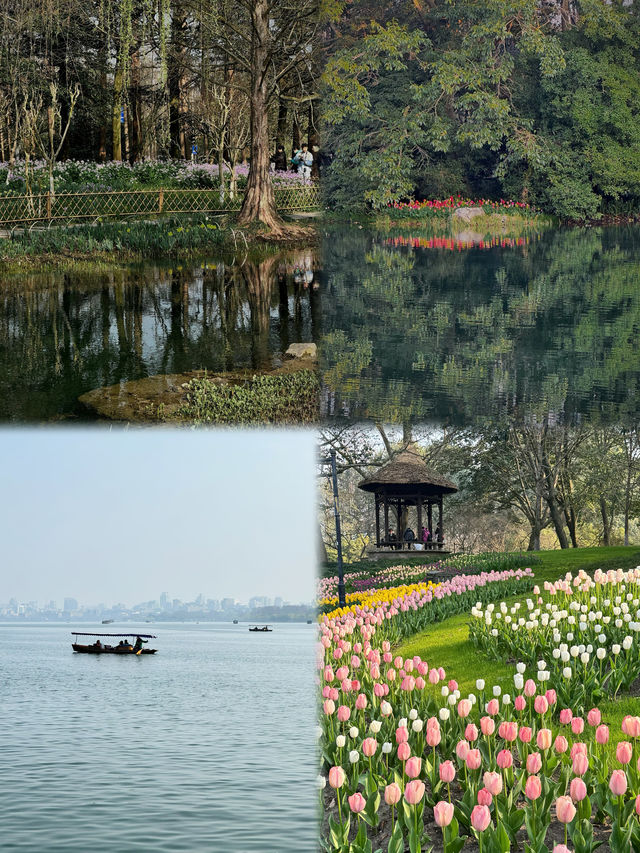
[0,429,317,606]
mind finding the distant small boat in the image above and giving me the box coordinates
[306,620,312,624]
[232,619,239,624]
[102,619,114,624]
[249,625,272,633]
[71,632,157,655]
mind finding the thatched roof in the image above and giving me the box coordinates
[358,447,458,495]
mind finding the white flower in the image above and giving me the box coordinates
[439,708,450,721]
[516,662,526,674]
[380,701,392,716]
[514,673,524,690]
[468,693,476,705]
[563,667,572,679]
[596,647,606,660]
[369,720,382,734]
[612,644,621,655]
[349,726,359,738]
[412,719,423,733]
[409,709,418,721]
[503,694,511,705]
[336,735,346,748]
[476,679,485,690]
[623,637,633,651]
[580,652,590,665]
[382,742,392,754]
[493,685,502,697]
[441,685,449,697]
[349,750,359,764]
[552,648,561,660]
[538,660,546,670]
[448,694,456,706]
[317,775,326,789]
[315,726,324,739]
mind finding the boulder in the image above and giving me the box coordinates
[452,206,485,223]
[285,342,317,360]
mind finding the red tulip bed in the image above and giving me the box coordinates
[384,197,537,222]
[318,569,640,853]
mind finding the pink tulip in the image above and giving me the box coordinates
[526,752,542,774]
[384,782,401,806]
[622,716,640,737]
[496,749,512,769]
[587,708,601,727]
[426,727,441,747]
[428,668,439,684]
[524,679,536,697]
[405,756,422,779]
[487,698,499,716]
[470,804,491,832]
[348,792,366,813]
[553,846,570,853]
[396,727,409,744]
[362,737,377,757]
[404,779,425,805]
[483,771,502,796]
[458,699,472,718]
[498,721,517,742]
[559,709,573,725]
[556,795,576,824]
[570,777,587,802]
[595,725,609,745]
[518,726,532,744]
[534,695,548,714]
[448,679,458,691]
[398,742,411,761]
[524,775,542,800]
[466,749,482,770]
[328,766,346,789]
[545,689,557,706]
[616,741,632,765]
[465,723,478,742]
[554,735,568,754]
[433,800,455,828]
[571,717,584,735]
[477,787,493,807]
[337,705,350,722]
[572,753,589,776]
[439,760,456,783]
[456,740,470,760]
[635,794,640,816]
[514,695,526,712]
[609,770,628,797]
[480,716,495,736]
[570,743,587,759]
[355,693,367,711]
[537,729,552,750]
[323,699,335,715]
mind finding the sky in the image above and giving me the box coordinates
[0,428,317,607]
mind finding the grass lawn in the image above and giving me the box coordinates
[396,546,640,755]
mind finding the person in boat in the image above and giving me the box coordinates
[133,636,147,653]
[94,639,102,649]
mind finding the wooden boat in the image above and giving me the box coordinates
[248,625,272,632]
[102,619,114,624]
[71,632,157,654]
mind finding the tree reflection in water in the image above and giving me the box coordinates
[321,225,640,426]
[0,249,320,421]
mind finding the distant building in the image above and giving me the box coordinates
[274,597,284,608]
[160,592,169,609]
[63,598,78,612]
[221,597,236,610]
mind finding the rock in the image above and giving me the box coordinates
[285,342,317,360]
[453,206,485,223]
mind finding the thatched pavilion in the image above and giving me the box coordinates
[358,446,458,555]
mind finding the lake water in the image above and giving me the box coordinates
[0,623,318,851]
[0,249,320,421]
[320,225,640,425]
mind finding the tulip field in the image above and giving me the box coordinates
[318,564,640,852]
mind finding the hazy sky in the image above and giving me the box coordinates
[0,429,317,607]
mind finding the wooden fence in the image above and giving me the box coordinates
[0,184,321,227]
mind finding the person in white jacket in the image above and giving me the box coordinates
[293,143,314,181]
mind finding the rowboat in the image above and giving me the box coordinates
[71,632,157,654]
[248,625,272,632]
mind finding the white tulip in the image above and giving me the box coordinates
[336,735,346,747]
[349,750,359,764]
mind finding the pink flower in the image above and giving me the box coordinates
[556,795,576,824]
[480,716,495,736]
[483,771,502,796]
[587,708,601,727]
[337,705,350,722]
[398,742,411,761]
[465,723,479,742]
[348,792,366,813]
[396,727,409,744]
[466,749,482,770]
[477,787,493,806]
[545,689,557,706]
[458,699,472,718]
[362,737,377,757]
[526,752,542,774]
[559,709,573,725]
[609,770,628,797]
[571,717,584,735]
[405,756,422,779]
[404,779,425,805]
[524,679,536,697]
[570,777,587,802]
[323,699,335,715]
[498,721,517,742]
[572,753,589,776]
[617,741,633,764]
[514,695,526,711]
[355,693,367,711]
[518,726,532,744]
[534,695,548,714]
[636,794,640,816]
[525,775,542,800]
[433,800,454,828]
[328,766,346,789]
[553,846,570,853]
[384,782,401,806]
[470,804,491,832]
[622,716,640,738]
[486,699,499,716]
[552,735,568,755]
[537,729,552,750]
[426,727,441,747]
[456,740,470,760]
[496,749,512,769]
[439,760,455,783]
[595,725,609,745]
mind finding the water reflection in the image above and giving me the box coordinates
[0,250,321,421]
[321,226,640,425]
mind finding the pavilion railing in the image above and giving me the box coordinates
[0,184,321,228]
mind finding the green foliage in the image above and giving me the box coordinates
[177,370,320,425]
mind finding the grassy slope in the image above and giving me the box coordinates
[396,546,640,752]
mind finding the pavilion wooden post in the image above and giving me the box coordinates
[438,495,443,548]
[428,501,433,547]
[383,491,389,545]
[375,496,381,547]
[416,495,422,543]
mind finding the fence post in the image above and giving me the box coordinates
[46,191,52,221]
[158,188,164,214]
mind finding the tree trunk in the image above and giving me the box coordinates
[112,65,123,161]
[237,0,285,233]
[276,98,288,148]
[600,497,611,547]
[527,526,541,551]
